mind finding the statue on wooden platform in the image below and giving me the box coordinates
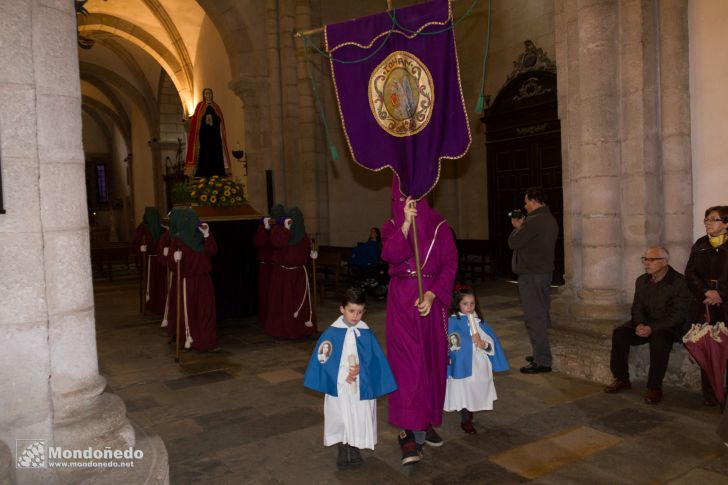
[184,88,231,178]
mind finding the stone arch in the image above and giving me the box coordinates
[80,63,164,210]
[82,95,131,148]
[80,79,131,134]
[79,63,158,137]
[141,0,194,92]
[195,0,269,78]
[97,38,155,105]
[81,104,113,147]
[78,13,193,106]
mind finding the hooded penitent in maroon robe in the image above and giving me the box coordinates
[382,183,458,431]
[265,207,316,339]
[132,209,167,315]
[168,236,218,350]
[253,203,286,327]
[165,208,219,350]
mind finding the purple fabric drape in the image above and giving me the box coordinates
[324,0,471,199]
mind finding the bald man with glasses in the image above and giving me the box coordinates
[604,246,692,404]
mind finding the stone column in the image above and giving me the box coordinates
[264,0,287,209]
[295,0,329,242]
[552,0,696,388]
[148,139,163,210]
[617,0,662,295]
[0,1,168,483]
[552,0,627,383]
[228,0,327,239]
[555,0,581,294]
[230,77,273,213]
[658,0,692,270]
[573,0,624,314]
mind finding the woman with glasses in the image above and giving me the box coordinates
[685,205,728,406]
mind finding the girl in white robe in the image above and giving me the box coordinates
[444,286,498,434]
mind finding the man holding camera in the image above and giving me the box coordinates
[508,187,559,374]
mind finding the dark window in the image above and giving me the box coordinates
[96,164,108,204]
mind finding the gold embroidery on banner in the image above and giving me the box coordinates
[327,19,450,54]
[324,1,471,201]
[369,51,434,137]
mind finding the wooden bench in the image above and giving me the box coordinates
[311,245,352,303]
[456,239,495,283]
[91,243,135,280]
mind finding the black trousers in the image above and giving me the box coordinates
[609,322,681,389]
[517,273,553,367]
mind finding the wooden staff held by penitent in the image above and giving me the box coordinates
[175,257,181,364]
[311,236,318,306]
[408,199,425,306]
[139,236,147,314]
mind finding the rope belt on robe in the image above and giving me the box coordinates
[392,269,449,352]
[145,255,154,302]
[280,264,314,327]
[394,270,434,279]
[161,270,173,328]
[182,277,193,349]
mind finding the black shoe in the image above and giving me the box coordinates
[348,446,363,465]
[398,430,421,465]
[460,410,476,434]
[520,362,552,374]
[603,378,631,393]
[425,425,444,447]
[336,443,349,468]
[525,355,534,362]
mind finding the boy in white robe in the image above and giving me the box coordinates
[304,288,397,467]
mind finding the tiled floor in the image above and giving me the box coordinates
[93,279,727,484]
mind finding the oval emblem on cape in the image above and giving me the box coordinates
[369,51,434,137]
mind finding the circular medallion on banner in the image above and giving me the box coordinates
[369,51,434,137]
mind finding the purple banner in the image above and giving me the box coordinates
[325,0,471,200]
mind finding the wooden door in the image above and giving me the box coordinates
[484,70,565,284]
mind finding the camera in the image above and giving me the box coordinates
[508,209,524,219]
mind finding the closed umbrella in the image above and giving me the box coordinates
[683,322,728,406]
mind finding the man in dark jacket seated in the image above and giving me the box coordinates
[604,246,692,404]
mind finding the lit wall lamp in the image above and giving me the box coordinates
[232,141,246,176]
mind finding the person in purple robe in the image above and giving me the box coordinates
[381,177,458,466]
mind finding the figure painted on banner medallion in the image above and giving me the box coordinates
[369,51,434,137]
[386,71,418,120]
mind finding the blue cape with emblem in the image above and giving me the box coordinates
[303,319,397,399]
[447,314,510,378]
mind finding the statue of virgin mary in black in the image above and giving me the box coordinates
[184,88,231,178]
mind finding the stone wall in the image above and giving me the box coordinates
[0,1,168,482]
